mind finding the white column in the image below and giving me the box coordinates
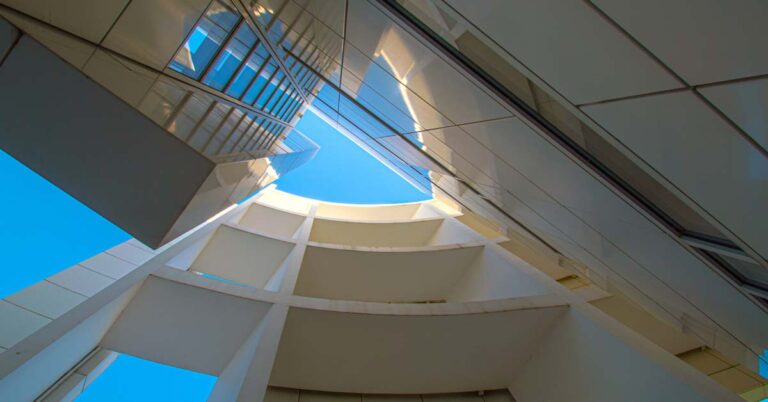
[208,304,290,402]
[265,204,316,294]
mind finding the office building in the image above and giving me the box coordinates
[0,0,766,401]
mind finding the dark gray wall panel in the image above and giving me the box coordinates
[0,17,18,63]
[0,36,214,247]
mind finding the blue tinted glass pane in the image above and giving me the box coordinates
[170,19,227,79]
[255,71,283,109]
[288,100,303,119]
[265,80,289,112]
[242,61,274,104]
[251,3,274,27]
[266,22,284,45]
[206,1,239,30]
[281,97,299,119]
[233,24,257,47]
[226,48,267,98]
[272,89,293,115]
[254,44,270,61]
[203,37,250,90]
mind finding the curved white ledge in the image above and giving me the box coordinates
[154,266,566,315]
[110,270,566,395]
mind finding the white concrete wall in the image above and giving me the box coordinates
[0,286,138,401]
[510,306,743,402]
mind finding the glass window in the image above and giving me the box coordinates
[243,59,276,104]
[170,18,229,79]
[203,26,253,90]
[271,78,295,112]
[278,96,298,120]
[255,71,284,109]
[266,82,290,113]
[226,43,269,99]
[251,2,275,28]
[206,1,239,31]
[233,23,257,48]
[273,89,294,116]
[720,254,768,289]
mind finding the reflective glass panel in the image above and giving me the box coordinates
[170,18,229,79]
[243,59,277,104]
[203,27,251,90]
[226,43,269,98]
[721,255,768,289]
[206,1,239,31]
[255,71,284,109]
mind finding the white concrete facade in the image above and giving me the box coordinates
[0,188,755,401]
[0,0,766,399]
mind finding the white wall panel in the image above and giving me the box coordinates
[0,16,18,61]
[0,300,51,349]
[80,253,137,280]
[448,247,552,302]
[699,77,768,152]
[47,266,114,297]
[238,203,306,239]
[0,0,129,43]
[5,281,86,320]
[446,0,680,104]
[582,91,768,260]
[346,0,512,125]
[0,287,136,402]
[105,242,155,266]
[102,277,272,375]
[296,244,484,302]
[191,226,295,288]
[270,306,566,394]
[437,114,767,351]
[510,308,741,402]
[592,0,768,85]
[82,49,159,106]
[102,0,209,70]
[0,11,96,69]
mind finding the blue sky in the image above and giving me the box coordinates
[0,151,129,299]
[77,354,216,402]
[275,109,429,204]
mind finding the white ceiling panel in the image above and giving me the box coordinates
[102,0,208,70]
[699,77,768,152]
[0,0,129,43]
[582,90,768,260]
[446,0,681,105]
[345,0,512,125]
[592,0,768,85]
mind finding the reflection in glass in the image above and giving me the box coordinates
[394,0,738,248]
[170,18,229,79]
[719,254,768,290]
[203,24,253,90]
[226,45,267,98]
[206,1,240,31]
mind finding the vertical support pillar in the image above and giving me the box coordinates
[207,304,289,402]
[264,204,316,294]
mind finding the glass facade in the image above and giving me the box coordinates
[168,0,309,149]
